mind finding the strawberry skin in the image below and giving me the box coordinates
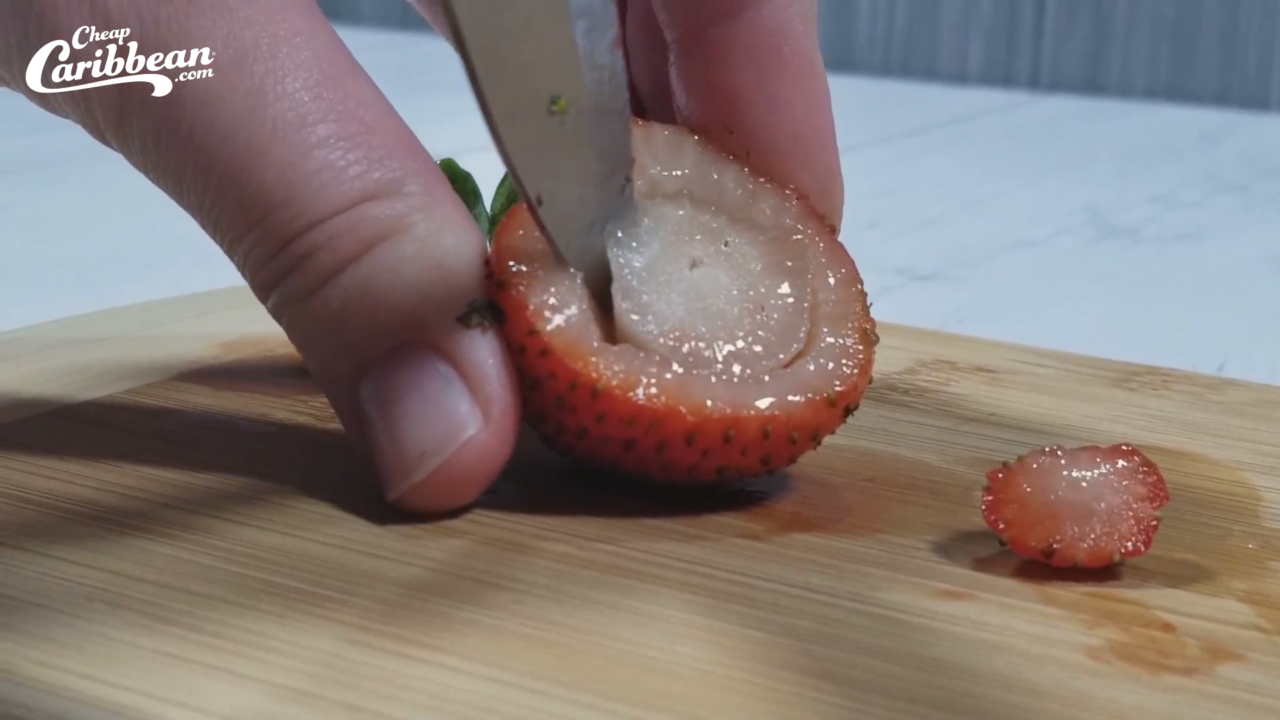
[982,444,1170,568]
[486,201,870,482]
[479,119,878,484]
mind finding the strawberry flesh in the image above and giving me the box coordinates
[608,124,814,378]
[483,119,878,483]
[982,444,1170,569]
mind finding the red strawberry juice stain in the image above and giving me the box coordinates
[964,447,1278,677]
[729,473,871,540]
[755,365,1276,681]
[1139,448,1280,638]
[726,449,979,542]
[1037,589,1245,677]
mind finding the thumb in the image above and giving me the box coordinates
[8,1,520,513]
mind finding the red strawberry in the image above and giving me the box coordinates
[441,119,878,483]
[982,443,1171,569]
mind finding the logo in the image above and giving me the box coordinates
[26,26,215,97]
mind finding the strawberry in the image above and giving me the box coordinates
[981,443,1171,569]
[439,118,877,483]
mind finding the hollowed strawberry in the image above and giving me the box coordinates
[982,444,1171,569]
[442,119,877,483]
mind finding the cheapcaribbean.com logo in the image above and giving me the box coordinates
[26,26,215,97]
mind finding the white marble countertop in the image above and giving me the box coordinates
[2,26,1278,386]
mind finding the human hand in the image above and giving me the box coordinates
[0,0,843,514]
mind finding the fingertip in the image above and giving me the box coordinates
[388,402,520,515]
[623,0,677,123]
[651,0,844,227]
[372,329,522,516]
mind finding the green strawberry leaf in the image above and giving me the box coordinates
[437,159,526,248]
[437,158,490,238]
[488,172,521,234]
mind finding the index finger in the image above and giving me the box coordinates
[648,0,844,228]
[411,0,843,229]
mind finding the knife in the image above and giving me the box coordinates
[442,0,635,307]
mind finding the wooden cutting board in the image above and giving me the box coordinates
[3,287,1278,720]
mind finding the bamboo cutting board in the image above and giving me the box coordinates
[2,287,1278,720]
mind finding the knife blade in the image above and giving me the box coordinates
[442,0,635,305]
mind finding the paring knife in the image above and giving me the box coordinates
[442,0,635,305]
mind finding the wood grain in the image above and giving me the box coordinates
[2,288,1279,719]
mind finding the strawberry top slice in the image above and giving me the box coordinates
[981,444,1171,568]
